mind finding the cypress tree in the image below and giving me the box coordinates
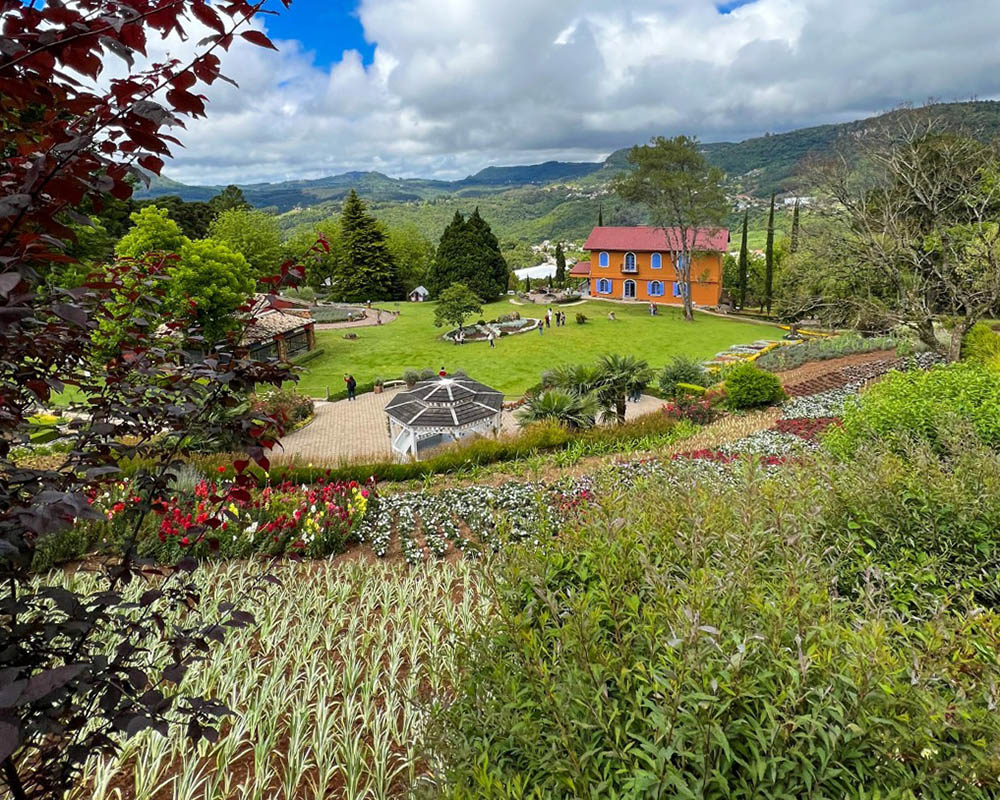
[738,210,749,309]
[524,274,531,292]
[790,200,800,254]
[335,189,402,302]
[598,205,604,227]
[554,242,566,285]
[426,211,469,297]
[466,208,510,301]
[764,193,776,315]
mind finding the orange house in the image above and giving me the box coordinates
[583,226,729,307]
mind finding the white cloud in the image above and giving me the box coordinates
[130,0,1000,185]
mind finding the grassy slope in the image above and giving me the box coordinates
[294,298,780,398]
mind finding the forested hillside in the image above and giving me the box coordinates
[136,101,1000,243]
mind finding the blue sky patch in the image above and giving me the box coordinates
[264,0,374,67]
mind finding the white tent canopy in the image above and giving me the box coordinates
[513,264,557,282]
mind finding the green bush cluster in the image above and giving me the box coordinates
[962,322,1000,369]
[723,362,786,409]
[425,447,1000,797]
[755,332,902,372]
[825,362,1000,456]
[657,354,710,397]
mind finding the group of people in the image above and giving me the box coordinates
[539,307,567,334]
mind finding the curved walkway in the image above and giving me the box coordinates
[314,308,399,330]
[272,389,665,466]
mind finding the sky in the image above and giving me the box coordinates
[129,0,1000,185]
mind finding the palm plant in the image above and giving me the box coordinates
[517,389,599,429]
[543,363,601,396]
[593,353,653,424]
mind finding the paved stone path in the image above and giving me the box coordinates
[272,388,665,465]
[313,307,399,331]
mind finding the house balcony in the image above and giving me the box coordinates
[620,262,638,274]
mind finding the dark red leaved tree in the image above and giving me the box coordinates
[0,2,341,798]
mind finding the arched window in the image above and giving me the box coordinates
[651,253,662,269]
[648,280,663,297]
[599,252,609,268]
[597,278,611,294]
[624,252,637,273]
[624,280,636,299]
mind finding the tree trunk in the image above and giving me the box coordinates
[616,398,626,424]
[915,318,942,356]
[947,319,970,362]
[3,757,28,800]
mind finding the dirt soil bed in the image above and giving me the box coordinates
[772,350,898,386]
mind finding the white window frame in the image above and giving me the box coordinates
[599,252,610,268]
[623,252,637,273]
[623,279,636,298]
[651,253,662,269]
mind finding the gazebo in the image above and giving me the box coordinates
[384,376,504,460]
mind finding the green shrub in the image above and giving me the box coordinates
[426,454,1000,797]
[403,369,420,387]
[962,322,1000,369]
[825,362,1000,456]
[674,382,707,396]
[575,313,587,324]
[723,362,786,409]
[657,354,709,397]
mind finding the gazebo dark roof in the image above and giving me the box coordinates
[385,376,503,429]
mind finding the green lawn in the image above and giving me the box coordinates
[295,299,781,399]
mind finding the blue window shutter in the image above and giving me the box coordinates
[652,253,661,269]
[599,252,609,267]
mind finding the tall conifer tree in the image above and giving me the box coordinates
[598,205,604,227]
[764,193,776,314]
[790,200,801,254]
[738,210,749,309]
[335,189,401,302]
[554,242,566,285]
[427,209,509,301]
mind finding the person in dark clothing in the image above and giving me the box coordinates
[344,373,357,401]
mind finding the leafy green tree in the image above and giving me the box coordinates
[386,223,435,291]
[433,282,483,332]
[137,195,213,238]
[764,193,776,314]
[554,242,566,285]
[613,136,728,321]
[517,389,598,429]
[209,184,249,215]
[209,207,283,277]
[115,205,188,258]
[284,219,343,291]
[334,190,402,301]
[738,210,749,308]
[169,239,256,341]
[427,209,509,302]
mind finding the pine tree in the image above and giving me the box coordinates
[427,209,509,302]
[738,210,749,309]
[764,193,776,315]
[790,200,801,254]
[598,205,604,227]
[524,274,531,292]
[334,189,402,302]
[554,243,566,285]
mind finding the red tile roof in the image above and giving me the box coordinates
[584,226,729,252]
[569,261,590,276]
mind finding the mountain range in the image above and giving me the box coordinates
[134,101,1000,244]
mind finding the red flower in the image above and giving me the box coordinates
[217,466,226,473]
[180,536,190,546]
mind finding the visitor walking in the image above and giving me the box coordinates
[344,373,357,401]
[538,320,544,335]
[545,308,552,328]
[439,366,447,377]
[488,330,496,348]
[649,302,655,316]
